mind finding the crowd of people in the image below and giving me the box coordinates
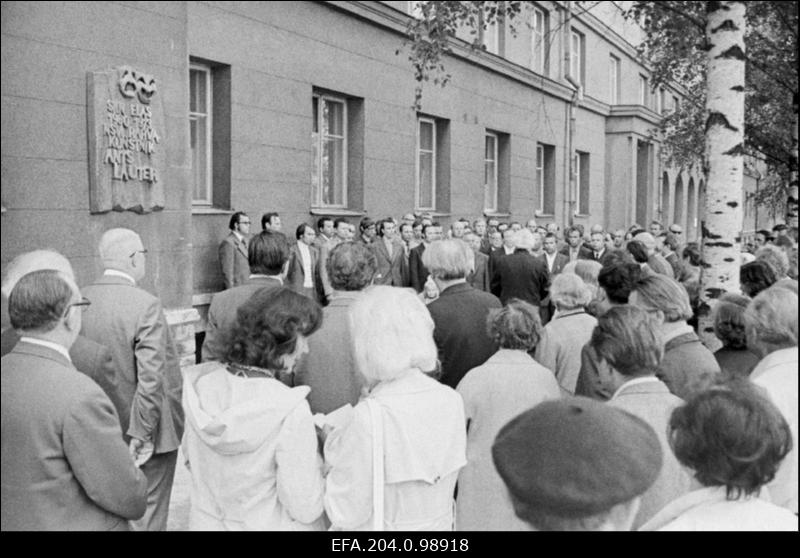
[1,209,797,532]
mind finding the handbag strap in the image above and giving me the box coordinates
[366,398,384,531]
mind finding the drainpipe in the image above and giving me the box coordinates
[563,1,582,227]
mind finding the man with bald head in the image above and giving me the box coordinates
[2,270,147,530]
[80,228,184,531]
[1,251,119,405]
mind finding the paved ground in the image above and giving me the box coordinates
[166,449,191,531]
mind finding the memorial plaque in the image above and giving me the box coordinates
[87,66,166,213]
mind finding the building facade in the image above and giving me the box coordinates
[3,1,725,360]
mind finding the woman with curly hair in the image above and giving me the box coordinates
[181,287,326,530]
[455,299,561,530]
[712,293,760,378]
[640,379,797,531]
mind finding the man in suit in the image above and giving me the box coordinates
[80,228,184,531]
[318,218,351,303]
[464,232,490,292]
[314,216,335,251]
[398,222,415,286]
[492,229,549,309]
[202,230,291,362]
[2,269,147,530]
[473,218,492,255]
[286,223,323,302]
[218,211,251,290]
[424,240,501,388]
[560,225,593,262]
[660,232,684,279]
[582,231,616,266]
[1,250,121,414]
[372,218,406,286]
[409,222,443,292]
[537,232,569,324]
[294,242,376,414]
[261,211,282,233]
[488,229,517,296]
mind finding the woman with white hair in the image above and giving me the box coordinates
[322,286,467,530]
[744,286,798,514]
[534,273,598,395]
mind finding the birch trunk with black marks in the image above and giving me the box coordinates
[698,1,746,349]
[788,92,798,228]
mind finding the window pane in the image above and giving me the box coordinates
[312,97,319,134]
[322,137,345,206]
[190,117,208,201]
[485,135,496,160]
[190,69,206,114]
[311,131,319,202]
[419,121,434,151]
[418,152,433,208]
[324,99,344,136]
[484,160,496,210]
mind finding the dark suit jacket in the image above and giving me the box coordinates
[537,252,569,276]
[81,275,184,455]
[218,232,249,290]
[487,247,510,296]
[559,243,593,262]
[1,341,147,530]
[372,237,406,286]
[426,283,502,389]
[286,243,323,302]
[202,276,283,362]
[579,247,616,267]
[409,243,428,293]
[467,250,490,292]
[492,249,549,306]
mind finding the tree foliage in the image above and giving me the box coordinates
[625,1,798,212]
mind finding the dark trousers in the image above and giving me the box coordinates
[129,449,178,531]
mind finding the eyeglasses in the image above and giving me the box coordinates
[64,296,91,316]
[239,220,251,225]
[129,248,148,258]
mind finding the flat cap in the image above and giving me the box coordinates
[492,398,662,518]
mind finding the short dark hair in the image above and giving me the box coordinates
[327,242,377,291]
[333,217,349,229]
[663,232,680,252]
[317,217,333,231]
[740,260,777,298]
[598,262,642,305]
[567,226,582,237]
[248,231,290,275]
[9,269,73,332]
[229,211,248,231]
[682,243,703,267]
[421,222,441,236]
[626,240,649,264]
[359,217,376,233]
[589,306,662,377]
[412,219,423,230]
[399,222,413,234]
[713,292,751,350]
[261,212,279,230]
[295,223,313,240]
[377,218,394,237]
[669,379,793,500]
[225,288,322,371]
[544,232,557,241]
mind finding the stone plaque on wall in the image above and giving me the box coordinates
[87,66,166,213]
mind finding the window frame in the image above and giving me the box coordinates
[484,131,499,213]
[639,75,649,108]
[482,12,501,55]
[416,116,437,211]
[575,151,590,216]
[609,54,620,104]
[536,143,545,213]
[312,92,349,209]
[570,29,584,85]
[190,62,213,206]
[531,5,547,75]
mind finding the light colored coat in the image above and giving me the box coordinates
[608,377,693,529]
[455,350,561,531]
[218,231,249,290]
[750,347,798,514]
[535,309,598,395]
[639,486,798,531]
[323,370,467,531]
[81,274,184,454]
[182,362,325,530]
[286,242,323,302]
[1,341,147,530]
[372,236,406,286]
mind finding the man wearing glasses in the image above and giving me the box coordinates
[80,228,184,531]
[218,211,251,289]
[2,269,147,530]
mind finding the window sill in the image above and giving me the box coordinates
[192,206,234,215]
[483,211,511,218]
[309,207,366,217]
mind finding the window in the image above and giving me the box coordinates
[531,6,548,75]
[190,59,231,208]
[190,64,212,204]
[575,151,590,215]
[482,11,501,55]
[312,94,348,207]
[407,1,425,18]
[672,95,680,112]
[570,30,584,84]
[609,54,620,104]
[416,117,437,210]
[536,143,556,215]
[484,132,498,212]
[658,88,666,114]
[639,75,649,108]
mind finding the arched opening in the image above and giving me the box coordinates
[674,175,684,233]
[661,172,671,225]
[687,177,696,240]
[698,179,706,239]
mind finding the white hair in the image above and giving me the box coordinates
[745,286,798,348]
[349,286,438,384]
[633,232,656,252]
[422,239,474,279]
[1,249,74,298]
[550,273,592,310]
[514,229,536,251]
[99,228,141,265]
